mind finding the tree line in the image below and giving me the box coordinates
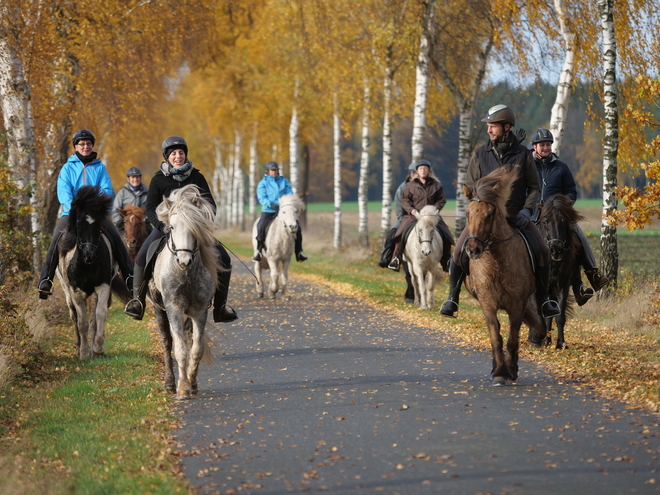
[1,0,659,289]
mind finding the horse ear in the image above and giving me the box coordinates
[462,184,472,200]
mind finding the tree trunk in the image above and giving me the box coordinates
[232,130,242,229]
[597,0,618,290]
[0,23,39,272]
[289,81,300,194]
[549,0,576,156]
[249,124,258,225]
[411,0,435,162]
[380,54,394,242]
[333,94,342,250]
[299,144,309,230]
[358,82,371,248]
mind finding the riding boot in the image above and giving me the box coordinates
[378,229,396,268]
[585,268,609,292]
[252,242,264,262]
[536,264,561,319]
[103,223,134,290]
[124,265,147,320]
[572,271,594,306]
[294,229,307,262]
[213,269,238,323]
[387,244,401,271]
[37,232,63,299]
[440,259,466,318]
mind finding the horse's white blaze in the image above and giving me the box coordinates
[85,214,95,224]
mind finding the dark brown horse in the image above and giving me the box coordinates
[118,205,148,263]
[536,194,583,349]
[462,167,546,386]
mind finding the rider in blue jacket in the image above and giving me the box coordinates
[37,129,134,299]
[252,161,307,262]
[531,128,609,305]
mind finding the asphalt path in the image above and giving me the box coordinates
[173,264,660,495]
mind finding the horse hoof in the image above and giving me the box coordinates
[492,377,507,387]
[405,298,414,304]
[257,293,263,299]
[176,392,191,400]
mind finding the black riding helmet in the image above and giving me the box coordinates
[481,104,516,127]
[265,161,280,171]
[532,128,554,144]
[126,167,142,177]
[72,129,96,146]
[162,136,188,159]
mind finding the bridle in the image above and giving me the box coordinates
[415,221,434,246]
[166,230,199,262]
[465,197,515,251]
[279,204,298,235]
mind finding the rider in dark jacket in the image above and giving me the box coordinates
[530,128,609,304]
[124,136,237,323]
[440,105,561,320]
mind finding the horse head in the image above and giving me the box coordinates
[68,186,113,264]
[413,206,440,256]
[119,205,146,250]
[464,167,518,260]
[157,185,218,272]
[278,194,305,236]
[539,194,584,262]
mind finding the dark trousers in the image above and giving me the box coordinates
[256,211,304,255]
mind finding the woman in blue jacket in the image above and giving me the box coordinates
[37,129,133,298]
[251,161,307,262]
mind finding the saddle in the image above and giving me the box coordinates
[144,235,168,282]
[399,220,417,254]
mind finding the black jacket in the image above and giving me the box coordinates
[145,168,215,232]
[535,153,577,203]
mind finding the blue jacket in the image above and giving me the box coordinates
[57,154,114,217]
[257,174,293,213]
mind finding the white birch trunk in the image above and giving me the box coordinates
[549,0,576,156]
[333,94,342,250]
[288,81,300,194]
[380,61,394,241]
[598,0,618,289]
[358,83,371,248]
[231,131,242,229]
[212,136,223,201]
[249,124,258,225]
[411,1,435,162]
[0,22,39,270]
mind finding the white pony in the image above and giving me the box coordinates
[402,205,443,310]
[252,194,305,299]
[149,185,221,399]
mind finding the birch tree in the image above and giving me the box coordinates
[248,124,258,225]
[548,0,577,155]
[597,0,619,289]
[333,94,343,249]
[357,82,372,248]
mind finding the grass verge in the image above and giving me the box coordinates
[0,302,189,495]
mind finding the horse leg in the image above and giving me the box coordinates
[255,262,264,298]
[154,307,176,393]
[187,316,207,395]
[409,264,421,307]
[281,259,291,300]
[485,311,507,386]
[71,293,91,360]
[555,291,568,350]
[89,292,103,357]
[505,313,523,382]
[268,260,280,299]
[166,310,191,399]
[425,270,435,310]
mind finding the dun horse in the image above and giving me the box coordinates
[402,205,443,310]
[57,186,116,359]
[118,205,148,263]
[148,185,220,399]
[463,167,546,385]
[537,194,583,349]
[252,194,305,299]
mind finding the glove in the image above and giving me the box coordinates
[515,208,531,228]
[159,223,171,234]
[269,204,279,210]
[514,128,526,145]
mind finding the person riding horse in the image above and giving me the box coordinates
[37,129,134,299]
[387,159,454,273]
[252,161,307,263]
[124,136,238,323]
[377,162,418,268]
[530,128,609,305]
[112,166,151,232]
[440,105,561,320]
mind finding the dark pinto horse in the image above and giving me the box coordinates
[119,205,148,262]
[57,186,117,359]
[536,194,583,349]
[462,167,546,386]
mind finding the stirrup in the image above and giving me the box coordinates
[38,278,54,299]
[541,299,561,319]
[440,300,458,318]
[214,304,238,323]
[387,257,400,272]
[124,299,144,320]
[575,285,594,306]
[252,252,262,262]
[296,252,308,262]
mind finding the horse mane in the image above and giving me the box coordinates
[417,205,439,228]
[539,194,585,226]
[68,185,113,230]
[471,166,518,217]
[121,204,145,219]
[156,184,221,278]
[279,194,306,212]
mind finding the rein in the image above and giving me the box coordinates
[465,197,516,250]
[166,231,199,261]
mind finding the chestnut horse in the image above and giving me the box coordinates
[118,205,148,262]
[537,194,583,349]
[463,167,546,386]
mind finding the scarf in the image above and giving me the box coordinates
[160,159,193,182]
[76,151,98,165]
